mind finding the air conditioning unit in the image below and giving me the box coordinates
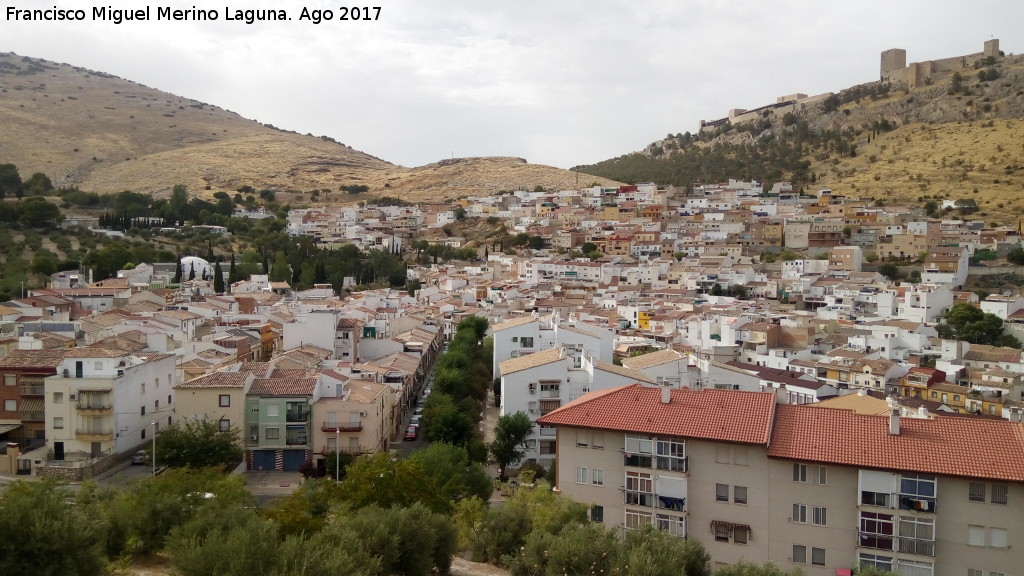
[359,411,367,417]
[250,434,259,441]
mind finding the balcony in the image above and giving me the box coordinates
[76,401,113,415]
[624,491,655,507]
[898,537,936,557]
[899,496,937,513]
[20,385,45,396]
[655,496,686,512]
[322,421,363,432]
[656,456,688,473]
[285,408,310,423]
[624,453,653,468]
[76,429,114,442]
[858,532,894,551]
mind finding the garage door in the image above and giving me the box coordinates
[283,450,308,472]
[250,449,277,471]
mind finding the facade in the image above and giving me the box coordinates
[44,349,177,458]
[244,375,317,471]
[540,384,1023,576]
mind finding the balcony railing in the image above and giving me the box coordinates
[286,410,309,423]
[656,456,688,473]
[858,532,894,551]
[898,537,936,557]
[20,385,45,396]
[899,496,937,513]
[76,403,113,414]
[75,429,114,441]
[655,495,686,512]
[322,421,363,432]
[539,427,556,437]
[624,453,653,468]
[624,491,655,507]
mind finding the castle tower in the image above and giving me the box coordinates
[984,39,1000,59]
[880,48,907,80]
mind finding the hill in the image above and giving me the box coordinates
[576,51,1024,221]
[0,52,618,202]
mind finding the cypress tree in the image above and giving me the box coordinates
[228,252,238,284]
[189,263,196,280]
[213,259,225,293]
[173,257,182,283]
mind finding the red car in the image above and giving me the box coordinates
[404,425,419,441]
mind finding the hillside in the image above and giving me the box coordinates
[0,53,618,202]
[577,52,1024,220]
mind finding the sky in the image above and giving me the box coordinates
[3,0,1022,169]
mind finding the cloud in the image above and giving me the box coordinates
[3,0,1022,168]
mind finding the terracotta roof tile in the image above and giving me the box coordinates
[768,404,1024,482]
[538,384,776,445]
[248,377,318,396]
[0,349,67,368]
[621,349,683,371]
[498,347,564,375]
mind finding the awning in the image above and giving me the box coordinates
[0,423,23,434]
[19,398,44,413]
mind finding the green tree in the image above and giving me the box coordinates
[213,259,225,293]
[18,196,63,228]
[29,251,59,278]
[338,452,446,513]
[408,443,493,508]
[879,262,900,281]
[0,479,109,576]
[712,561,805,576]
[22,171,54,195]
[154,417,243,469]
[489,411,535,480]
[269,252,291,282]
[0,163,22,200]
[453,206,467,220]
[1007,246,1024,265]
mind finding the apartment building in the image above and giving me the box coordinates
[540,384,1022,576]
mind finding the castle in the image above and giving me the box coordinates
[881,39,1001,88]
[698,39,1003,133]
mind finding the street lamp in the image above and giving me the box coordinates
[151,420,157,476]
[335,427,340,482]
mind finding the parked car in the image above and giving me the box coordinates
[130,450,148,465]
[404,425,419,441]
[411,415,421,427]
[414,406,424,416]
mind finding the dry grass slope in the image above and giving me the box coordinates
[0,53,618,203]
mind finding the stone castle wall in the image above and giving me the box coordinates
[881,39,1001,88]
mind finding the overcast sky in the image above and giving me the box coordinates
[3,0,1022,169]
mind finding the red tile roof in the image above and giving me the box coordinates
[768,404,1024,482]
[538,384,776,445]
[248,377,318,396]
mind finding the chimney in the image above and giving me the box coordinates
[661,383,671,404]
[887,396,900,435]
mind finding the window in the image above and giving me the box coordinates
[590,505,603,523]
[219,419,230,432]
[714,523,730,541]
[94,361,103,370]
[625,435,654,467]
[792,544,806,563]
[155,399,159,409]
[576,466,588,484]
[592,468,604,486]
[816,465,827,485]
[811,547,825,567]
[625,471,653,506]
[716,445,730,463]
[219,394,231,407]
[857,553,892,572]
[520,337,534,348]
[265,427,279,440]
[141,429,145,439]
[793,462,807,482]
[967,570,982,576]
[53,417,64,430]
[734,486,748,505]
[969,482,986,502]
[624,510,651,529]
[267,404,279,417]
[576,430,587,447]
[861,490,891,507]
[592,432,603,449]
[968,525,985,547]
[991,484,1008,505]
[899,517,935,556]
[733,447,748,466]
[168,395,172,405]
[733,526,748,544]
[2,374,14,386]
[989,527,1008,548]
[3,399,15,411]
[656,439,687,472]
[140,382,145,394]
[52,391,63,403]
[716,484,729,502]
[812,506,827,526]
[140,405,146,416]
[898,559,933,576]
[792,504,807,523]
[900,474,936,498]
[656,513,686,537]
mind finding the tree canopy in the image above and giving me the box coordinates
[489,411,535,480]
[153,417,243,469]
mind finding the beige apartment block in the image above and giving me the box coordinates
[540,384,1022,576]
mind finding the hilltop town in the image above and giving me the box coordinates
[1,175,1023,575]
